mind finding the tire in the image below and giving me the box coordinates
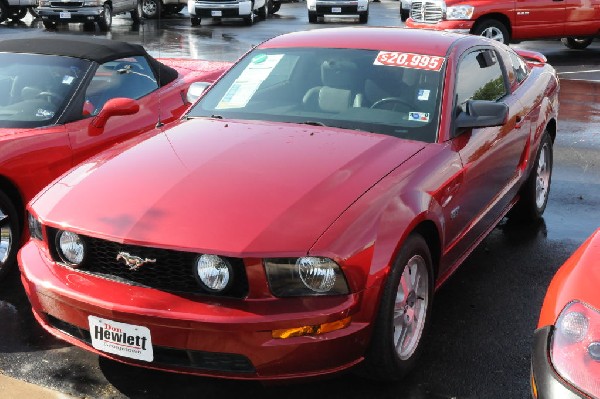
[142,0,161,19]
[29,6,39,18]
[358,10,367,23]
[190,16,200,25]
[561,37,593,50]
[400,8,409,22]
[0,191,20,281]
[269,1,280,13]
[97,4,112,31]
[308,11,317,23]
[508,131,553,222]
[359,233,434,381]
[9,7,28,20]
[243,9,254,25]
[43,20,56,29]
[131,0,143,23]
[0,1,8,23]
[258,2,267,19]
[472,19,509,45]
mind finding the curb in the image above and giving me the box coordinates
[0,373,75,399]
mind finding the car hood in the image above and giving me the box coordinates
[33,118,426,256]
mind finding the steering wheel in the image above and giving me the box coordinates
[36,91,62,106]
[370,97,413,112]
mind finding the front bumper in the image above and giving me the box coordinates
[38,6,103,22]
[405,18,473,35]
[18,240,373,380]
[192,1,252,17]
[310,0,367,15]
[530,326,588,398]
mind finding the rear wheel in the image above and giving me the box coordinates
[359,233,433,381]
[97,4,112,31]
[472,19,509,45]
[561,37,593,50]
[0,191,20,281]
[509,131,553,222]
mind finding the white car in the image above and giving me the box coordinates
[307,0,368,23]
[188,0,267,25]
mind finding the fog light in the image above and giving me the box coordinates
[194,254,232,292]
[272,317,351,339]
[56,230,85,266]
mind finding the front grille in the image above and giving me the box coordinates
[46,314,256,373]
[410,1,443,23]
[47,229,249,298]
[50,1,83,6]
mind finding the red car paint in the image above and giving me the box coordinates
[19,28,559,381]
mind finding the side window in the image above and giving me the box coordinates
[83,56,159,116]
[455,49,507,111]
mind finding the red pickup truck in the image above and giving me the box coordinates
[405,0,600,49]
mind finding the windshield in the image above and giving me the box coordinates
[187,47,444,143]
[0,53,90,129]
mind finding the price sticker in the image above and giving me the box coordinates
[374,51,445,71]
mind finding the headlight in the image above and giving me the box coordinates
[264,257,349,296]
[55,230,85,266]
[27,212,43,241]
[551,301,600,398]
[194,254,233,292]
[446,5,474,20]
[83,0,103,5]
[38,0,50,6]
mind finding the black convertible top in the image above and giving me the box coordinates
[0,34,177,86]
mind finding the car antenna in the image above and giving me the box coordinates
[155,11,164,128]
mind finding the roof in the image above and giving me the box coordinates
[0,33,177,86]
[260,27,467,57]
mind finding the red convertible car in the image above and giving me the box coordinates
[531,229,600,398]
[20,27,558,381]
[0,34,230,280]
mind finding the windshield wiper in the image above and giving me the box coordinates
[299,120,327,127]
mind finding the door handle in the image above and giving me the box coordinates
[515,115,525,129]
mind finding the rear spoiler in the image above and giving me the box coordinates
[514,49,547,64]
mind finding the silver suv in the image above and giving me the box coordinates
[38,0,142,30]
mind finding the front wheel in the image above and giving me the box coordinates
[43,20,56,29]
[358,10,368,23]
[191,15,200,25]
[400,8,408,22]
[268,0,280,13]
[472,19,509,45]
[258,2,267,19]
[0,2,9,23]
[308,11,317,23]
[561,37,593,50]
[243,9,254,25]
[131,0,143,23]
[97,4,112,31]
[508,131,553,222]
[0,191,20,281]
[359,233,433,381]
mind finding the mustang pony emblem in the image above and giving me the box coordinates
[116,252,156,271]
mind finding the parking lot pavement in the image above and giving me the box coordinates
[0,373,74,399]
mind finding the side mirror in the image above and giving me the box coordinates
[186,82,211,104]
[91,97,140,130]
[455,100,508,130]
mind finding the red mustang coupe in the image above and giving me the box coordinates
[531,229,600,398]
[20,27,558,381]
[0,34,230,280]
